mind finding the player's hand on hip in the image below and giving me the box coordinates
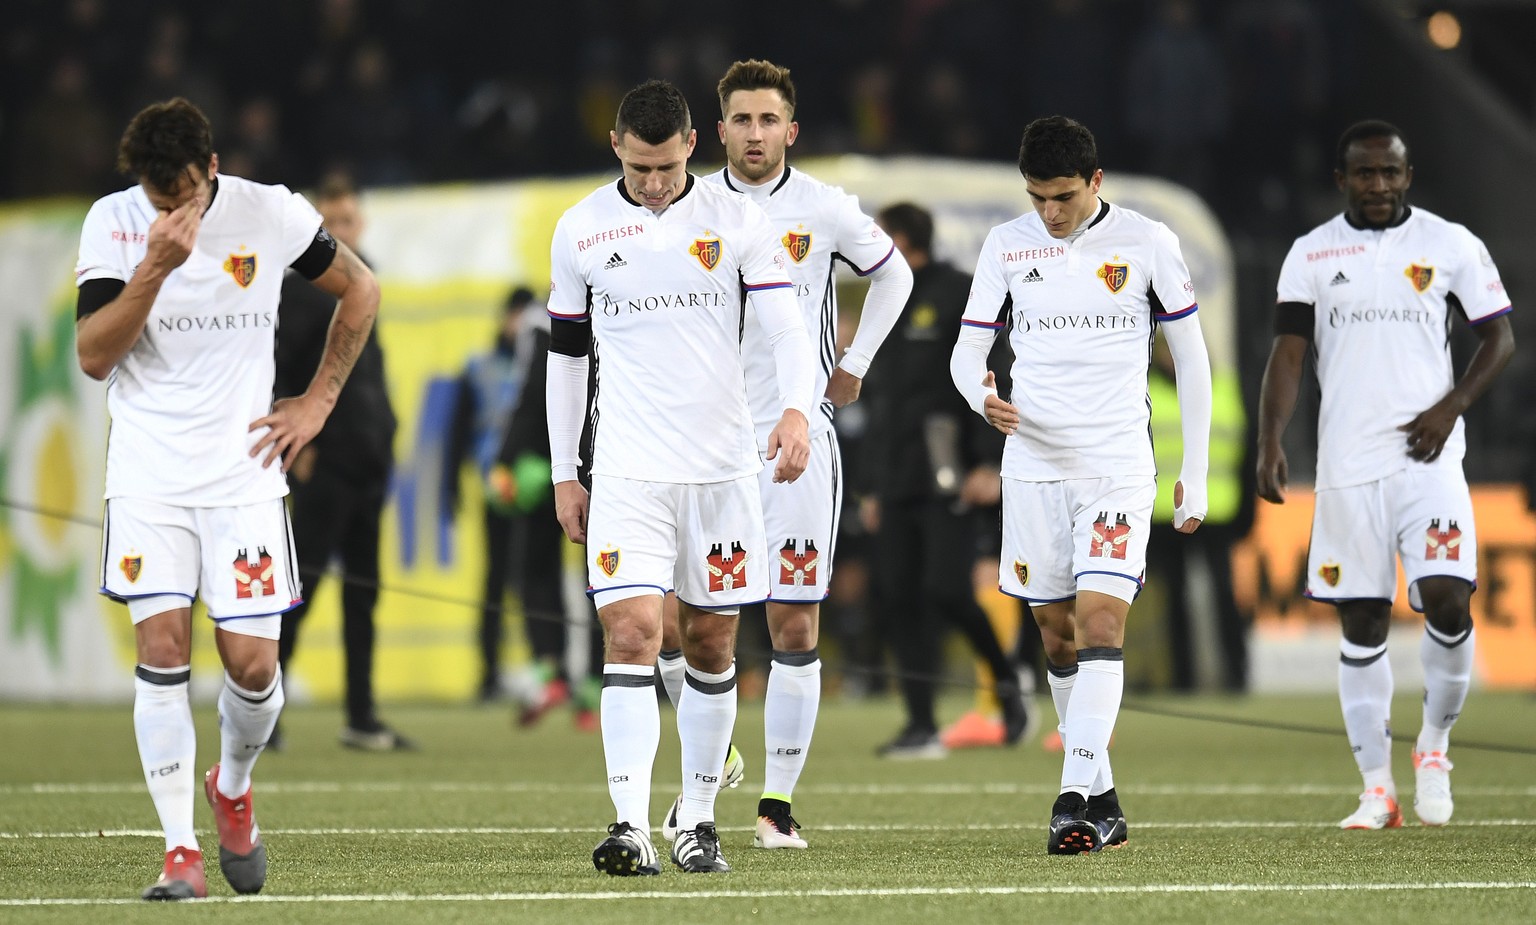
[1398,405,1455,462]
[981,371,1019,435]
[248,395,330,471]
[553,480,589,544]
[767,408,811,483]
[1255,439,1288,504]
[825,368,862,408]
[145,199,201,273]
[1172,479,1205,534]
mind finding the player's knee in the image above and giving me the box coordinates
[226,657,277,692]
[1420,590,1472,638]
[1338,603,1391,647]
[768,606,818,651]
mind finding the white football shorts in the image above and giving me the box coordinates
[586,473,768,610]
[998,475,1155,605]
[758,428,841,603]
[1307,466,1477,610]
[100,496,300,637]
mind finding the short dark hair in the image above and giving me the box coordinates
[314,171,358,204]
[1335,119,1410,172]
[1018,115,1098,182]
[504,286,535,311]
[615,80,691,146]
[717,59,797,119]
[876,202,934,255]
[117,97,215,193]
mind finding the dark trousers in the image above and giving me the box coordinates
[1147,524,1249,691]
[480,495,581,686]
[279,463,388,729]
[479,506,517,687]
[871,498,1015,732]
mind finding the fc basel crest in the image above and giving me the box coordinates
[224,252,257,288]
[597,546,621,577]
[1097,262,1129,294]
[690,236,722,271]
[782,228,812,263]
[1013,560,1029,587]
[1318,561,1342,588]
[121,554,143,584]
[1405,264,1434,293]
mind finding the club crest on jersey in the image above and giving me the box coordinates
[1089,512,1131,559]
[782,228,812,263]
[223,252,257,288]
[597,546,621,577]
[690,236,722,271]
[1318,561,1342,588]
[1425,519,1462,561]
[706,541,749,592]
[778,539,820,587]
[120,554,143,584]
[1405,263,1434,293]
[233,547,275,598]
[1013,560,1029,587]
[1097,262,1129,294]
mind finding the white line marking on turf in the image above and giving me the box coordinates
[5,781,1535,797]
[3,882,1534,906]
[6,819,1536,839]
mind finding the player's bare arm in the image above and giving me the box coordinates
[1256,333,1309,504]
[824,367,861,407]
[766,407,810,482]
[554,480,590,544]
[248,238,380,470]
[1398,313,1514,463]
[76,200,201,380]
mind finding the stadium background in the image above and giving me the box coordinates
[2,0,1535,702]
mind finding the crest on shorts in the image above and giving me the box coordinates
[233,547,275,598]
[782,227,812,263]
[597,546,621,577]
[778,539,819,587]
[706,541,749,592]
[223,252,257,288]
[1425,519,1462,561]
[1318,561,1342,588]
[1089,512,1131,560]
[1013,559,1029,587]
[120,554,143,584]
[1097,261,1129,294]
[1405,263,1434,293]
[690,236,721,271]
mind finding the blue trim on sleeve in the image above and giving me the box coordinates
[1155,302,1199,321]
[1468,305,1511,326]
[961,318,1006,329]
[852,243,896,277]
[745,281,795,292]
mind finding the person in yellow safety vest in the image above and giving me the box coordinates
[1147,337,1252,691]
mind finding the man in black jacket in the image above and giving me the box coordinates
[273,174,412,751]
[861,202,1028,757]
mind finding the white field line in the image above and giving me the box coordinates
[5,819,1536,839]
[3,881,1535,907]
[4,781,1536,797]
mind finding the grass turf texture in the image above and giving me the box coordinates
[2,692,1533,924]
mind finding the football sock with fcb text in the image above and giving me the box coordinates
[677,661,737,831]
[762,649,820,804]
[134,665,199,852]
[1418,624,1474,754]
[600,664,661,829]
[217,668,284,799]
[1047,660,1114,796]
[1059,649,1123,800]
[1339,639,1394,788]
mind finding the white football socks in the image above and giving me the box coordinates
[133,665,198,852]
[762,649,820,803]
[600,664,661,829]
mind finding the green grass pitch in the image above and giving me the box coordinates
[2,691,1533,923]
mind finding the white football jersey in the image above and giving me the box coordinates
[75,175,324,506]
[962,202,1198,481]
[704,167,897,448]
[1276,207,1510,490]
[548,176,796,482]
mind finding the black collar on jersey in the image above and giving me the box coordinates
[721,165,793,196]
[205,175,219,213]
[615,172,696,209]
[1344,204,1413,231]
[1084,199,1110,231]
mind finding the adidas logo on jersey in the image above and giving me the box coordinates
[1022,267,1044,283]
[604,253,627,269]
[1329,271,1350,286]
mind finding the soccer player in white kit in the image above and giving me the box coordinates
[545,80,815,875]
[1256,120,1514,830]
[655,59,912,851]
[951,116,1212,855]
[74,98,380,899]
